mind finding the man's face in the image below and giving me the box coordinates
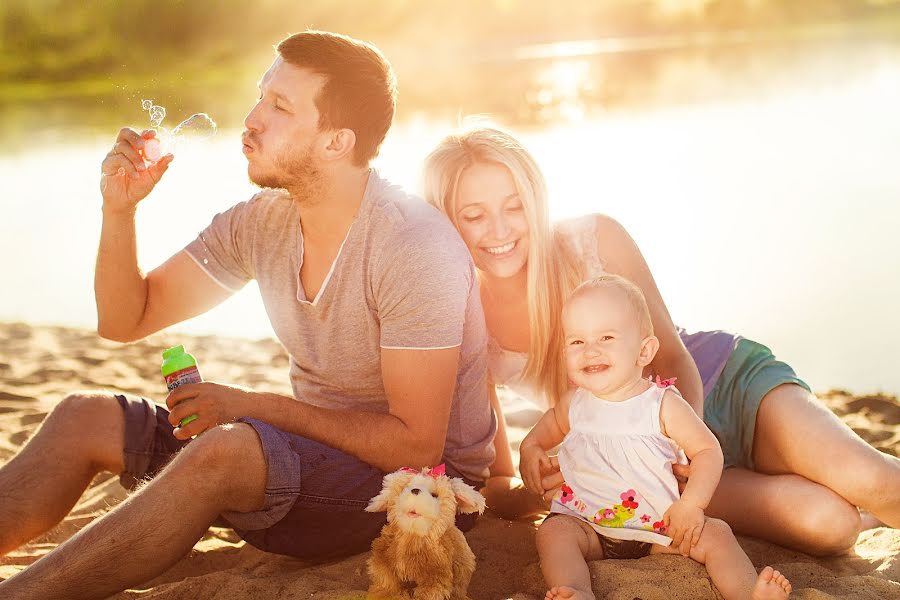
[242,57,327,190]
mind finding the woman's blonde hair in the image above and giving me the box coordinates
[422,126,582,405]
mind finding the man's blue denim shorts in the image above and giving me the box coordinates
[116,393,481,561]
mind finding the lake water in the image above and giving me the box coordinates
[2,37,899,397]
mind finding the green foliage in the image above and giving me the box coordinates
[0,0,897,105]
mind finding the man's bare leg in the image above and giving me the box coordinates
[0,392,126,555]
[0,422,266,600]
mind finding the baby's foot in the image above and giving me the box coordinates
[751,566,792,599]
[545,586,595,600]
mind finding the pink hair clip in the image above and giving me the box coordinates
[399,464,446,478]
[654,375,677,388]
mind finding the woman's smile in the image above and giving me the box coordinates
[482,240,518,256]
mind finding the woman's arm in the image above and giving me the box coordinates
[519,406,566,494]
[593,214,705,417]
[487,382,516,478]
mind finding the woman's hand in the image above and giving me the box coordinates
[481,476,549,520]
[539,455,565,502]
[663,499,705,556]
[519,444,552,495]
[673,462,691,494]
[165,381,253,440]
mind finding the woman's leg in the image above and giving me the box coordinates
[482,476,548,520]
[706,383,900,555]
[751,384,900,528]
[535,515,602,600]
[706,468,861,555]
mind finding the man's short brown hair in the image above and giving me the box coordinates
[277,30,396,166]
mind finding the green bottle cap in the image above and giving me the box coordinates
[162,345,185,360]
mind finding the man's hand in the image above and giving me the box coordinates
[519,444,552,495]
[100,128,173,213]
[662,499,705,556]
[166,381,253,440]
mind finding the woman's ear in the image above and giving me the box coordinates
[637,335,660,367]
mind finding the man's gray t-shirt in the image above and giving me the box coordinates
[184,171,496,480]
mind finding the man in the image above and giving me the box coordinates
[0,30,495,599]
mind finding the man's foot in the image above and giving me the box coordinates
[545,586,595,600]
[752,566,792,599]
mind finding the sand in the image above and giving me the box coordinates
[0,321,897,599]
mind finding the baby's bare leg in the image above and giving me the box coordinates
[535,515,602,600]
[652,518,791,600]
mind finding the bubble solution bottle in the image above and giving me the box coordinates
[161,345,201,427]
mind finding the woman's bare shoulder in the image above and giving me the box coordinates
[553,213,627,239]
[552,213,631,274]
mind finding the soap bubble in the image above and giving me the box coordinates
[141,99,166,128]
[140,100,217,162]
[171,113,217,139]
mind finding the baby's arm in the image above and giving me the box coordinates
[659,389,724,553]
[519,390,572,495]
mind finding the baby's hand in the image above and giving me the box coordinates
[519,444,551,496]
[663,500,705,556]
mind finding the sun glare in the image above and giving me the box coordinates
[532,59,593,122]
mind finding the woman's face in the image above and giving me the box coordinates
[454,162,531,280]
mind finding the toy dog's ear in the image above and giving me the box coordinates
[450,478,486,515]
[366,469,415,512]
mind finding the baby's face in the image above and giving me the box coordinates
[563,286,648,397]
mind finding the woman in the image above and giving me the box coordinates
[422,126,899,556]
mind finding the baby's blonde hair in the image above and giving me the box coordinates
[567,275,654,338]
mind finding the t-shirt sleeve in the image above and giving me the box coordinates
[374,224,474,350]
[183,198,258,292]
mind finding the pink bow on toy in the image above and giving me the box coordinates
[400,464,446,477]
[654,375,677,388]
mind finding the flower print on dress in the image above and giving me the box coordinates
[555,484,587,513]
[594,503,635,528]
[558,484,575,505]
[619,489,639,509]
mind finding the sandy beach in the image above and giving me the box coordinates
[0,321,897,599]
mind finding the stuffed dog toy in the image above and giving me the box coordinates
[365,464,486,600]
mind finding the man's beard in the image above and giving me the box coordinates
[250,143,324,202]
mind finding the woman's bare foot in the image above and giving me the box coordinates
[545,586,595,600]
[860,510,885,531]
[751,566,792,599]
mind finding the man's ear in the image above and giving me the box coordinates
[637,335,660,367]
[321,128,357,162]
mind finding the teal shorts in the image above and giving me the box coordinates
[704,338,811,470]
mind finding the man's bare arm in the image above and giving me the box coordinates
[168,346,460,472]
[96,249,234,342]
[96,128,233,341]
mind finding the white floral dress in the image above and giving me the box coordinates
[550,381,685,546]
